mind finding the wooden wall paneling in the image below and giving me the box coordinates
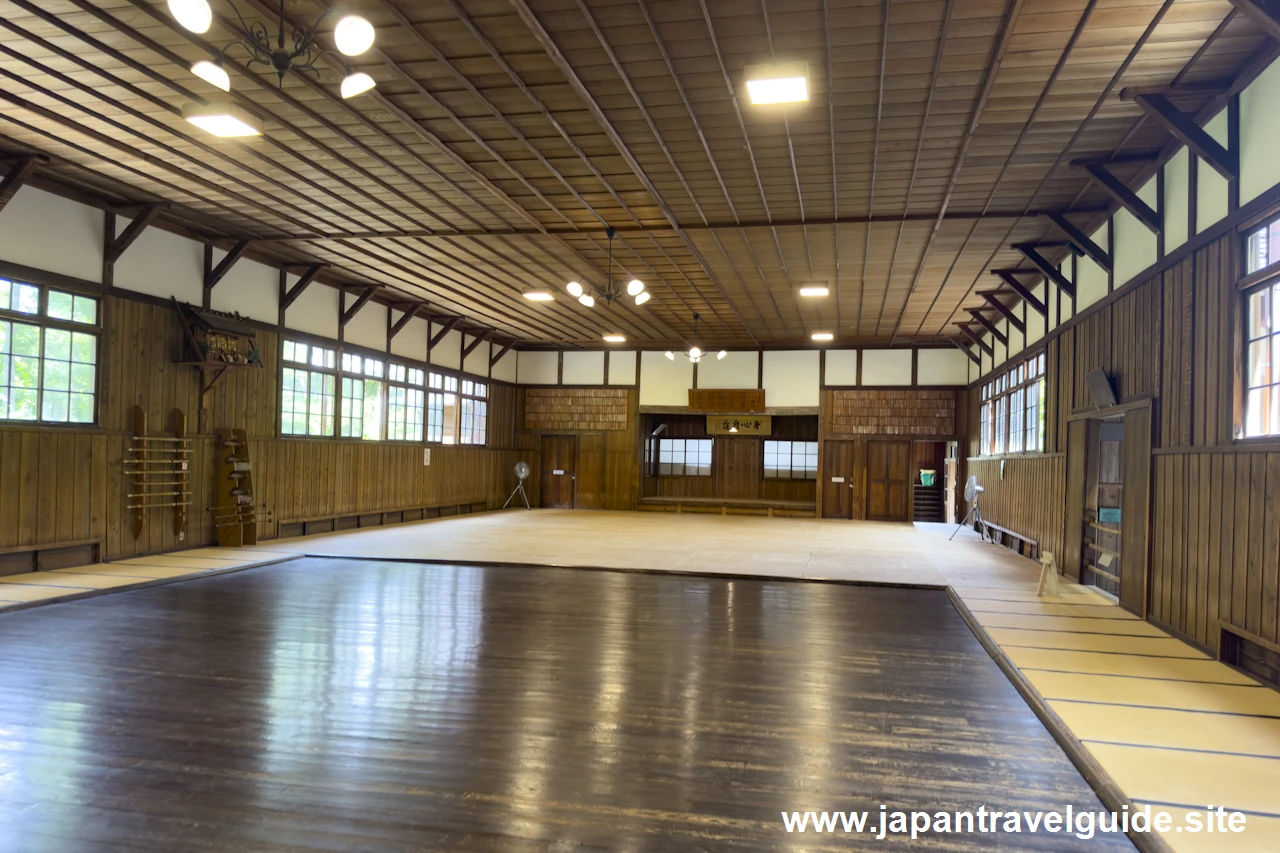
[1062,421,1087,582]
[577,433,605,508]
[1206,452,1224,643]
[1120,405,1153,615]
[1263,453,1280,645]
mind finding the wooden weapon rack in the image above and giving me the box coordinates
[173,299,263,399]
[125,406,191,540]
[213,428,257,547]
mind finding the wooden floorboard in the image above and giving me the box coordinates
[0,557,1132,852]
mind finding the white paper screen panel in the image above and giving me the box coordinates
[639,351,693,405]
[608,351,637,385]
[517,350,558,384]
[824,350,857,385]
[761,351,819,406]
[860,349,911,386]
[0,188,103,283]
[562,351,604,385]
[695,350,757,389]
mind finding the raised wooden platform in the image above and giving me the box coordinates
[637,495,816,517]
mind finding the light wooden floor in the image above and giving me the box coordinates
[5,508,1278,850]
[249,509,1280,853]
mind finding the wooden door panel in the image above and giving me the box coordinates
[822,440,855,519]
[539,435,576,509]
[1121,406,1153,615]
[866,440,910,521]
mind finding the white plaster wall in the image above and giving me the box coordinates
[824,349,857,385]
[0,187,103,283]
[762,350,819,406]
[1115,178,1158,287]
[1005,320,1024,360]
[1242,59,1280,205]
[608,350,637,385]
[993,335,1006,368]
[1076,222,1109,310]
[1164,148,1190,253]
[389,311,428,362]
[430,327,462,370]
[562,350,604,385]
[696,350,757,389]
[516,350,557,385]
[284,277,338,340]
[463,336,490,378]
[918,349,969,386]
[1197,111,1229,234]
[639,351,693,406]
[860,349,911,386]
[113,221,202,304]
[208,256,277,324]
[344,300,386,352]
[492,348,517,383]
[1025,282,1046,345]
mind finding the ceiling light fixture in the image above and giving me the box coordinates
[717,350,728,359]
[745,62,810,105]
[603,334,626,343]
[169,0,377,100]
[181,101,262,137]
[668,313,715,363]
[799,284,829,297]
[522,287,553,302]
[811,332,834,342]
[565,227,649,308]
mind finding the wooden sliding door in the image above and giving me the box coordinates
[866,440,910,521]
[822,440,856,519]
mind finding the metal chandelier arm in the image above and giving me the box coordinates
[290,8,337,60]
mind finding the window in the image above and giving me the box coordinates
[387,364,425,442]
[0,279,99,424]
[459,379,487,445]
[979,353,1045,455]
[281,340,336,436]
[340,353,385,441]
[1244,218,1280,437]
[427,372,459,443]
[763,440,818,479]
[657,438,713,476]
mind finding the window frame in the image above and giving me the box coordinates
[0,277,103,428]
[1240,214,1280,441]
[279,337,338,438]
[978,351,1047,457]
[652,437,714,477]
[762,439,818,480]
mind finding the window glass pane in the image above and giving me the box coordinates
[362,379,384,440]
[47,290,74,321]
[442,394,457,443]
[0,280,8,310]
[13,283,38,315]
[1249,338,1272,388]
[1251,289,1271,341]
[1247,386,1268,437]
[73,294,96,325]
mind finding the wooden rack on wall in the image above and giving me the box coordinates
[212,428,258,547]
[124,406,191,540]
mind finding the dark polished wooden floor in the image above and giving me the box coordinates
[0,558,1132,851]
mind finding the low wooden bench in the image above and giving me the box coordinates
[637,496,816,518]
[280,501,489,538]
[976,519,1039,560]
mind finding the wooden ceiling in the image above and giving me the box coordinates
[0,0,1268,348]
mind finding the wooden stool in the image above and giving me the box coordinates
[1037,551,1062,598]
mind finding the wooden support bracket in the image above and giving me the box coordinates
[204,238,253,293]
[281,263,324,312]
[106,203,166,264]
[1075,163,1162,234]
[489,340,514,367]
[949,337,981,366]
[0,155,44,213]
[1227,0,1280,44]
[389,304,421,340]
[980,292,1026,334]
[991,270,1048,317]
[340,285,378,326]
[1047,214,1112,272]
[958,324,994,356]
[1134,93,1237,181]
[429,316,461,349]
[968,309,1008,345]
[461,332,488,359]
[1015,243,1076,299]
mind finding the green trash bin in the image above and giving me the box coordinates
[920,469,936,487]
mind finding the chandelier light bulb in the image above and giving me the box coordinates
[664,351,675,361]
[191,60,230,92]
[169,0,212,33]
[334,16,376,57]
[579,294,595,308]
[717,350,728,360]
[691,356,701,364]
[566,281,584,298]
[688,346,702,359]
[340,71,375,99]
[627,279,644,296]
[634,291,651,306]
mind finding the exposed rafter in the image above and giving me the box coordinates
[1227,0,1280,41]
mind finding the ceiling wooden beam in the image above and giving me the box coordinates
[489,340,514,367]
[1015,243,1076,298]
[980,292,1026,334]
[461,333,488,359]
[280,264,325,312]
[968,309,1008,345]
[340,286,379,327]
[105,203,165,264]
[0,155,43,213]
[991,270,1047,317]
[1047,213,1112,272]
[1134,93,1238,180]
[429,317,461,350]
[1075,163,1162,234]
[949,337,981,366]
[1227,0,1280,41]
[389,304,421,340]
[204,239,252,293]
[958,325,995,356]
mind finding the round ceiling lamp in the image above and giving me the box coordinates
[170,1,377,102]
[565,227,649,308]
[663,314,725,363]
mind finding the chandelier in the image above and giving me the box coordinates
[566,227,649,308]
[168,0,377,101]
[665,313,727,364]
